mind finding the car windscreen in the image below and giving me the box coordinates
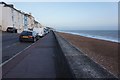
[7,27,13,29]
[21,31,32,35]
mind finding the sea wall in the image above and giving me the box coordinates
[54,31,117,78]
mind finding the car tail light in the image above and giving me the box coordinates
[28,36,33,38]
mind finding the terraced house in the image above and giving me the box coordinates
[0,2,41,33]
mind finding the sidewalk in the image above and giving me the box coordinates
[2,31,73,78]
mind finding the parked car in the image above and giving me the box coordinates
[19,30,39,43]
[6,27,17,33]
[44,28,49,34]
[33,27,45,38]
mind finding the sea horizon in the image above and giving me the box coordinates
[58,30,119,43]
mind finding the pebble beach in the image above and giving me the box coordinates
[58,32,119,77]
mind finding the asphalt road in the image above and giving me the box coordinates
[2,32,32,62]
[2,31,74,78]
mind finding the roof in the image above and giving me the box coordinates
[34,20,39,23]
[0,2,23,14]
[0,2,39,24]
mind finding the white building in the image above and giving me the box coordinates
[13,10,24,33]
[34,20,43,28]
[34,20,38,28]
[0,2,44,33]
[23,13,35,31]
[0,2,25,33]
[27,13,35,30]
[0,2,14,31]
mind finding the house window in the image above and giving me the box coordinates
[24,15,28,29]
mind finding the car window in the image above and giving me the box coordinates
[33,31,36,36]
[21,31,32,35]
[8,27,13,29]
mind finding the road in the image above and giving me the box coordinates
[2,31,74,78]
[2,32,32,62]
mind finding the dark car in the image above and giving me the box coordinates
[6,27,17,33]
[19,31,39,43]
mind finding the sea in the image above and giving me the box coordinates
[58,30,119,43]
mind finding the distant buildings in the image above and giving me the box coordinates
[0,2,43,33]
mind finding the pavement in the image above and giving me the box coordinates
[2,31,73,79]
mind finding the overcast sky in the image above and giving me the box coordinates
[11,2,118,30]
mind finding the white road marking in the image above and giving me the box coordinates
[0,42,35,67]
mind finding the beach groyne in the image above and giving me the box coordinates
[54,31,118,78]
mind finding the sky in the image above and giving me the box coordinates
[10,2,118,30]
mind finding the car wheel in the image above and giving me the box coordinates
[12,30,15,33]
[19,40,23,42]
[32,38,36,43]
[37,36,40,40]
[15,30,17,33]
